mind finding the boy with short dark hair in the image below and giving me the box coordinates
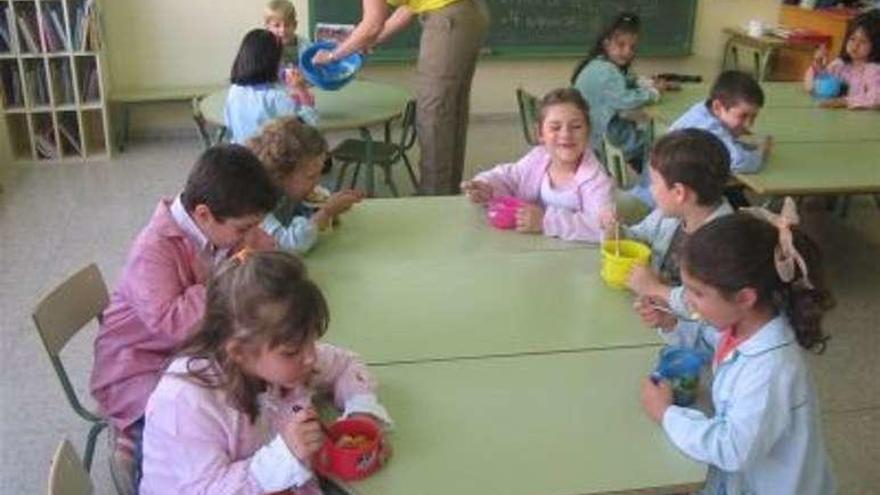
[90,144,279,489]
[623,128,734,317]
[669,70,772,174]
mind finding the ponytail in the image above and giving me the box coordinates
[682,212,834,353]
[570,12,640,84]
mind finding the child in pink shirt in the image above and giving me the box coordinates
[140,250,392,494]
[90,144,279,486]
[804,11,880,109]
[461,88,615,242]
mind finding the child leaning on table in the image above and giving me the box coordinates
[639,208,835,495]
[247,116,363,254]
[623,128,734,321]
[225,29,317,144]
[461,88,615,242]
[90,144,280,490]
[140,250,392,494]
[804,11,880,109]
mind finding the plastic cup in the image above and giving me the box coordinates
[600,240,651,289]
[486,196,525,230]
[813,73,843,100]
[653,346,708,406]
[315,418,388,481]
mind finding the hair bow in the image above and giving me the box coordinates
[742,197,813,289]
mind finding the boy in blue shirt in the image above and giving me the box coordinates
[669,70,772,207]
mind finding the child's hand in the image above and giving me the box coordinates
[640,376,673,424]
[460,180,493,204]
[324,189,364,216]
[626,265,666,298]
[515,204,544,233]
[280,407,326,462]
[284,67,307,90]
[819,97,848,109]
[312,49,335,65]
[812,45,829,70]
[313,189,364,230]
[242,226,276,251]
[760,135,774,160]
[344,412,382,429]
[633,296,677,330]
[598,208,619,239]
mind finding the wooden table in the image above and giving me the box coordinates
[344,349,705,495]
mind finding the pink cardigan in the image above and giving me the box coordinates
[474,146,614,242]
[827,59,880,108]
[140,344,381,494]
[90,199,213,431]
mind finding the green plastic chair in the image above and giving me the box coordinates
[48,439,94,495]
[32,264,109,473]
[515,87,539,146]
[191,96,227,149]
[332,100,418,197]
[602,135,635,190]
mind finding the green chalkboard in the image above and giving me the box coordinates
[309,0,697,61]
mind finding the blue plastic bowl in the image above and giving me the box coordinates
[813,73,843,100]
[299,41,363,91]
[652,346,709,406]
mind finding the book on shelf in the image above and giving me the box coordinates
[16,14,40,53]
[35,130,58,159]
[1,63,23,106]
[58,118,83,156]
[60,61,73,103]
[39,12,61,52]
[48,8,70,51]
[4,7,18,53]
[84,65,99,101]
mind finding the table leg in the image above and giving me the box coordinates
[359,127,375,197]
[116,103,130,153]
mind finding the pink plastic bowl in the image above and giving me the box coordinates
[487,196,525,230]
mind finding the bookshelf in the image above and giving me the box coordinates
[0,0,110,162]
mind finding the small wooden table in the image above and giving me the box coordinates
[721,27,826,81]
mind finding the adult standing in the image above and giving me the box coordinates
[314,0,490,195]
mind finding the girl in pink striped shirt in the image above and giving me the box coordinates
[804,11,880,110]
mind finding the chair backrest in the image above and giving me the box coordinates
[392,99,417,152]
[191,96,213,148]
[32,264,108,422]
[515,88,539,146]
[48,440,94,495]
[602,135,633,190]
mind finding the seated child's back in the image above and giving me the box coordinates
[225,29,317,144]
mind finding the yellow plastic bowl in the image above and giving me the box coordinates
[600,240,651,289]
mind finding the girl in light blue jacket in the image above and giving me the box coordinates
[640,206,835,495]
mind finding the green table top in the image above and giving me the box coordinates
[311,248,657,365]
[654,105,880,143]
[735,141,880,195]
[199,79,411,132]
[345,348,705,495]
[651,82,818,123]
[309,197,589,264]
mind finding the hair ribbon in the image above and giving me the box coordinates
[742,197,813,289]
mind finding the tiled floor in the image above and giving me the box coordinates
[1,116,878,494]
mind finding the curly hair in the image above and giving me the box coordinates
[246,116,328,185]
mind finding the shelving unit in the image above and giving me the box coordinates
[0,0,110,162]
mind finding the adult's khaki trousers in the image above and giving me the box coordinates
[416,0,489,195]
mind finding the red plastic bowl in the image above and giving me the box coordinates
[315,418,389,481]
[487,196,525,229]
